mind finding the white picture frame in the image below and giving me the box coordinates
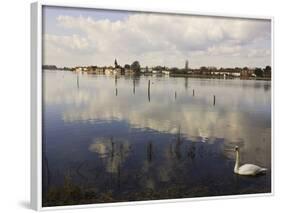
[31,1,274,211]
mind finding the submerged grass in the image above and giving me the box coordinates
[43,173,270,207]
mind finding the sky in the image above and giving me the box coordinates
[42,6,271,68]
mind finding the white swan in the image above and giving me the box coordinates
[234,146,267,176]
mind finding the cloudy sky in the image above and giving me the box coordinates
[42,6,271,68]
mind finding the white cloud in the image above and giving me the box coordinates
[207,44,242,56]
[43,12,271,68]
[44,34,90,52]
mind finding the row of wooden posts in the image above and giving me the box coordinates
[77,74,216,105]
[116,78,216,105]
[147,80,217,105]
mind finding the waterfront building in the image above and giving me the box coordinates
[75,67,83,72]
[162,70,170,75]
[140,68,146,73]
[125,68,134,74]
[105,66,114,75]
[95,67,104,73]
[113,68,122,74]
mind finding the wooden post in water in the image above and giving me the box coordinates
[133,78,135,95]
[193,89,195,96]
[148,80,151,102]
[115,88,118,96]
[175,91,177,100]
[77,74,79,89]
[213,95,216,106]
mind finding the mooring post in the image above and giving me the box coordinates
[77,74,79,89]
[175,91,177,100]
[148,80,151,102]
[133,78,135,94]
[213,95,216,106]
[193,89,195,96]
[115,88,118,96]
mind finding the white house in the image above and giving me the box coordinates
[140,68,146,73]
[105,67,114,75]
[152,70,161,74]
[231,72,241,77]
[162,70,170,75]
[113,68,122,74]
[75,67,83,72]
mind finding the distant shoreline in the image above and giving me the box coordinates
[168,73,271,81]
[43,69,271,81]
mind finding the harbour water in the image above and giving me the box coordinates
[42,70,271,206]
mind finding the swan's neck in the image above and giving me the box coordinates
[234,150,240,173]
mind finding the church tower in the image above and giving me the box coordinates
[185,60,189,71]
[114,59,118,68]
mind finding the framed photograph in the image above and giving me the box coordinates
[31,1,273,210]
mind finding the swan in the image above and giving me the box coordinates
[234,146,267,176]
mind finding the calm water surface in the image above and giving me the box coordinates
[42,70,271,206]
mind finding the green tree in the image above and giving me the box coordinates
[264,65,271,78]
[170,67,179,73]
[254,68,264,77]
[265,65,271,71]
[124,64,130,69]
[131,61,141,72]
